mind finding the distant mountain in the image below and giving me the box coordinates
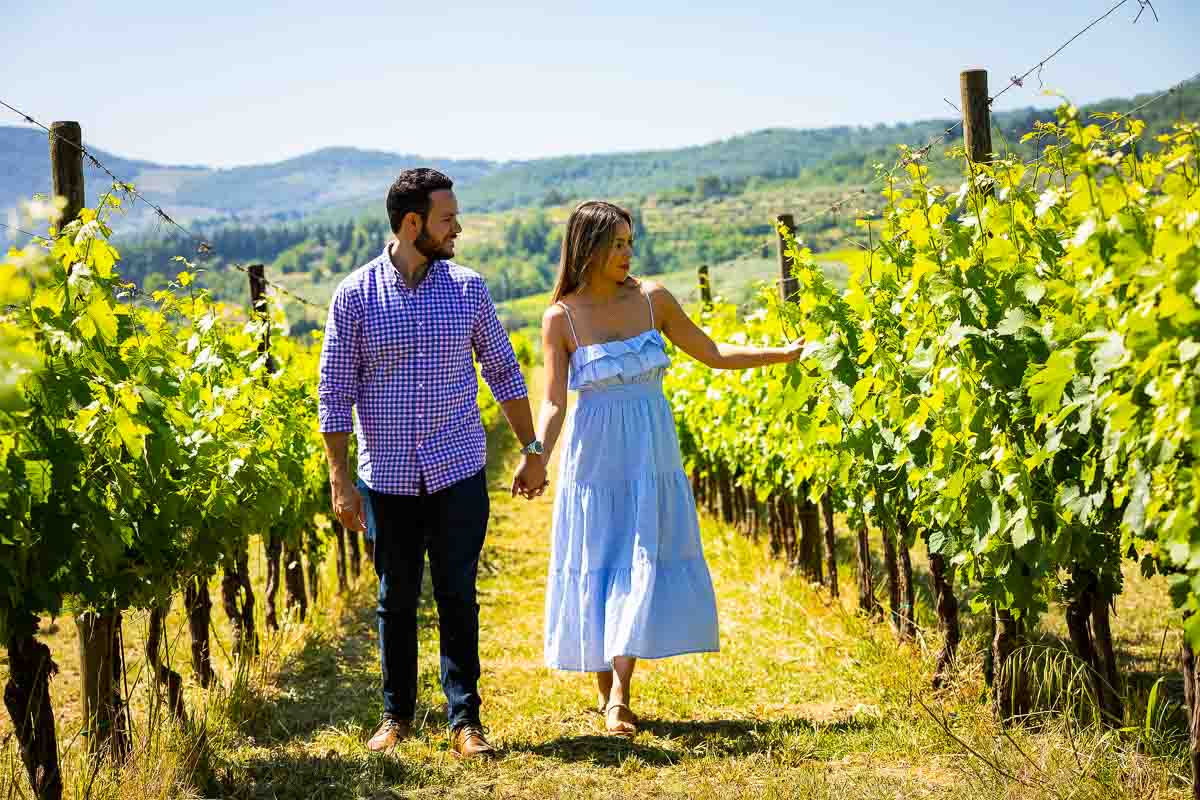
[1,126,204,223]
[0,121,963,225]
[3,77,1196,229]
[0,127,501,228]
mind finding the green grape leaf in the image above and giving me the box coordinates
[85,298,118,345]
[1027,349,1075,416]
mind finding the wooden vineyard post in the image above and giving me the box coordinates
[57,126,133,762]
[993,607,1028,720]
[246,264,305,628]
[333,521,349,593]
[855,519,878,617]
[1092,593,1123,722]
[776,214,798,303]
[896,513,916,642]
[960,69,993,167]
[183,579,214,688]
[780,496,795,565]
[1065,577,1104,715]
[928,546,961,688]
[221,263,270,651]
[820,492,839,599]
[306,543,321,607]
[0,118,90,799]
[248,263,275,371]
[283,540,309,622]
[346,525,363,581]
[264,534,284,631]
[775,214,826,579]
[697,264,713,308]
[718,467,735,526]
[76,611,131,759]
[962,68,1022,714]
[1182,628,1200,800]
[796,494,823,584]
[767,493,782,558]
[881,524,901,632]
[49,121,85,229]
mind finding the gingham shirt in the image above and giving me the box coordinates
[318,247,527,495]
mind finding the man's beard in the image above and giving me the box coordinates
[414,222,453,260]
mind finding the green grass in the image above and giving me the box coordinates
[0,369,1190,798]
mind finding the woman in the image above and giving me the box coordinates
[535,201,802,736]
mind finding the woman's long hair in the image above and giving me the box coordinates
[550,201,633,303]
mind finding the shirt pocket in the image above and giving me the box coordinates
[363,307,407,369]
[440,298,474,351]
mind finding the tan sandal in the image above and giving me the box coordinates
[604,702,637,737]
[597,696,639,723]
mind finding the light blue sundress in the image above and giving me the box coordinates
[543,289,720,672]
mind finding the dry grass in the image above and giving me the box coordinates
[0,374,1191,799]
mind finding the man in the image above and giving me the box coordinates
[318,168,547,758]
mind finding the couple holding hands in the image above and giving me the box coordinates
[318,168,801,757]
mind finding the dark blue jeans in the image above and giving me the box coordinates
[368,469,489,730]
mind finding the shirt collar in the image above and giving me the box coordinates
[380,244,444,289]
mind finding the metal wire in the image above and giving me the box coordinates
[0,99,324,309]
[0,221,52,244]
[991,0,1147,105]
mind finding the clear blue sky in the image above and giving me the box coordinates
[4,0,1196,167]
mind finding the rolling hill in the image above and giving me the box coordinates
[3,77,1196,230]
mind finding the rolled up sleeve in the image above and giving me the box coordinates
[471,279,527,404]
[318,283,361,432]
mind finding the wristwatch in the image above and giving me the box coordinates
[520,439,545,456]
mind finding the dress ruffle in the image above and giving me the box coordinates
[568,329,671,391]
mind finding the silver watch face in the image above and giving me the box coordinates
[524,440,544,455]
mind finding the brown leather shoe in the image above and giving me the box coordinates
[450,724,497,758]
[366,717,412,752]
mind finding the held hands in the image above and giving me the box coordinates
[511,454,548,500]
[330,471,367,532]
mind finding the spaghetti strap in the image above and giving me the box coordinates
[556,302,581,348]
[641,285,655,330]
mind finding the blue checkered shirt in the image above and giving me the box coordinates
[318,247,527,495]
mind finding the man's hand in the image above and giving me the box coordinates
[511,454,548,500]
[331,472,367,532]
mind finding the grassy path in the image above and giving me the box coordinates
[204,420,1184,799]
[206,435,953,799]
[1,381,1189,799]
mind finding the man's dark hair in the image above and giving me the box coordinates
[386,168,454,233]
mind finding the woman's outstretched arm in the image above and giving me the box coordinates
[649,281,802,370]
[535,304,574,462]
